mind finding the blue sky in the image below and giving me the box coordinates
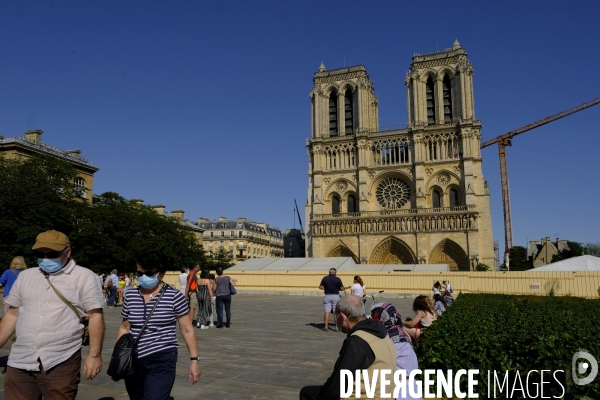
[1,1,599,250]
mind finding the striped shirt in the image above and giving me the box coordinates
[120,284,188,359]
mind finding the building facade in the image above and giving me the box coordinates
[524,237,569,269]
[0,130,98,203]
[305,40,494,270]
[197,217,283,264]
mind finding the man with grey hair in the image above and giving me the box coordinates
[300,295,396,399]
[319,267,344,332]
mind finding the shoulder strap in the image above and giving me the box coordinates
[45,274,86,323]
[11,269,18,278]
[135,284,168,346]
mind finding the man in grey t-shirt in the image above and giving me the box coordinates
[319,268,345,332]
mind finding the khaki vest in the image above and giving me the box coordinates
[344,330,397,400]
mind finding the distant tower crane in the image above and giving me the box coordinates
[481,97,600,269]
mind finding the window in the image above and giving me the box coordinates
[74,177,86,187]
[426,77,436,125]
[347,195,357,213]
[332,196,341,214]
[449,189,459,207]
[443,75,452,123]
[220,241,224,248]
[210,232,214,238]
[432,190,441,208]
[230,231,235,237]
[344,91,353,134]
[329,92,338,136]
[238,231,244,238]
[220,231,225,238]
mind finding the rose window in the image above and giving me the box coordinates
[376,178,410,209]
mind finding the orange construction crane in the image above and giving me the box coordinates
[481,96,600,269]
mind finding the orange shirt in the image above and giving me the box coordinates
[187,272,197,291]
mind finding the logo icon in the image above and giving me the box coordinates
[572,351,598,385]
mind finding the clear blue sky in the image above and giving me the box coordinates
[1,1,599,249]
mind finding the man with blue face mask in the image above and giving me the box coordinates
[0,230,105,399]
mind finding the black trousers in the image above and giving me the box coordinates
[125,349,178,400]
[299,385,321,400]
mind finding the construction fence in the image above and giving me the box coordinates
[164,270,600,299]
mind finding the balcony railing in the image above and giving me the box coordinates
[314,205,475,220]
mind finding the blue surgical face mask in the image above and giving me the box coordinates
[38,258,64,274]
[137,273,159,289]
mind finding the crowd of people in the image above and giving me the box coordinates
[307,271,456,399]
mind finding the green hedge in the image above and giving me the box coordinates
[415,294,600,399]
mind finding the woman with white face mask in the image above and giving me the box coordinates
[112,250,201,398]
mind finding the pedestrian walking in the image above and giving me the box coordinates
[196,270,213,329]
[350,275,367,315]
[104,269,118,307]
[112,250,201,398]
[0,230,105,399]
[185,264,200,325]
[213,267,235,328]
[178,267,189,295]
[0,256,27,313]
[208,273,216,327]
[319,268,345,332]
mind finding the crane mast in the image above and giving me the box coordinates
[481,97,600,269]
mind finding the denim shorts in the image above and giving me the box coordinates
[323,294,340,312]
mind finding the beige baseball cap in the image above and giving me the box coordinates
[32,230,70,251]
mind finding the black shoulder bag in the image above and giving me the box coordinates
[107,284,168,380]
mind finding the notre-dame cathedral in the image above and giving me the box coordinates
[305,40,494,271]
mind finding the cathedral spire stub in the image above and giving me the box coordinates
[318,61,326,72]
[452,38,461,50]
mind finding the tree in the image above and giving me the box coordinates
[0,155,85,268]
[508,246,529,271]
[551,241,584,263]
[71,192,206,273]
[475,263,490,271]
[583,243,600,257]
[207,247,234,270]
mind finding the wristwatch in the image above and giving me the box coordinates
[190,356,200,362]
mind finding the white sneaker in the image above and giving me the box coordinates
[209,324,214,327]
[196,322,200,328]
[200,325,209,329]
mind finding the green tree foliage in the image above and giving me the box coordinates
[71,192,206,273]
[415,294,600,398]
[475,263,490,271]
[552,241,584,263]
[207,247,234,270]
[0,155,205,273]
[0,155,85,267]
[583,242,600,257]
[508,245,528,271]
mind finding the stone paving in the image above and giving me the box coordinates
[0,294,415,400]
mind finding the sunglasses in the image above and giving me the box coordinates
[34,249,66,259]
[134,270,158,277]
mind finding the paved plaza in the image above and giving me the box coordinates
[0,294,414,400]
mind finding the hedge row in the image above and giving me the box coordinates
[415,294,600,399]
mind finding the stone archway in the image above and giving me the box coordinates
[327,245,358,263]
[369,237,416,264]
[429,239,469,271]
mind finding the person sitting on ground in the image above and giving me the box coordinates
[433,294,447,316]
[432,281,442,296]
[371,302,422,400]
[299,295,397,400]
[402,295,438,340]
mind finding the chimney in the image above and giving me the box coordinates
[237,217,247,222]
[24,129,43,144]
[131,199,144,205]
[171,210,184,220]
[66,150,81,159]
[152,205,166,215]
[219,216,227,221]
[198,217,209,224]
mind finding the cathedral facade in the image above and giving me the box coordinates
[305,40,494,270]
